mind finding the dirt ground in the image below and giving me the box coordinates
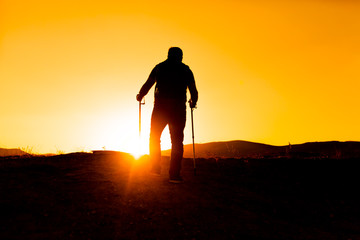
[1,152,360,240]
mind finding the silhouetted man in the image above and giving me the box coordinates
[137,47,198,183]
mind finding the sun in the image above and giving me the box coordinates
[86,108,173,159]
[125,136,149,159]
[100,130,172,160]
[100,132,149,160]
[118,131,172,159]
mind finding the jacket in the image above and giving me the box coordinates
[138,59,198,105]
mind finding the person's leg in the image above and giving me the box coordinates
[168,106,186,179]
[149,104,167,174]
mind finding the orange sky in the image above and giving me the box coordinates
[1,0,360,154]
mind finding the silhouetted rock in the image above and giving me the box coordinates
[0,148,27,157]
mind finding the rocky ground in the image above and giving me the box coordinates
[1,152,360,239]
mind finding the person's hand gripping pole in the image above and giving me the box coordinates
[137,94,145,137]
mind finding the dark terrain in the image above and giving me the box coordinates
[164,140,360,159]
[1,152,360,239]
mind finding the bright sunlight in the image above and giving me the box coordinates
[88,106,172,159]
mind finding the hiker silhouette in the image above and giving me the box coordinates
[137,47,198,183]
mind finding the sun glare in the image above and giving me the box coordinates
[93,109,173,159]
[126,137,148,160]
[98,127,172,160]
[66,106,172,158]
[100,132,149,160]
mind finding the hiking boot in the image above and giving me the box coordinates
[169,176,183,184]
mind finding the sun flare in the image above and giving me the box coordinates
[125,136,148,160]
[87,109,172,159]
[98,129,149,159]
[99,133,172,160]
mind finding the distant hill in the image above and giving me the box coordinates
[162,140,360,159]
[0,148,27,157]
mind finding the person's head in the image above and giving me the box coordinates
[167,47,183,62]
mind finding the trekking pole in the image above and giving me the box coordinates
[139,98,145,137]
[190,106,196,176]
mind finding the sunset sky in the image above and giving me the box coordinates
[1,0,360,154]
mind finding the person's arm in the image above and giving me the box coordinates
[136,66,157,101]
[187,68,198,108]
